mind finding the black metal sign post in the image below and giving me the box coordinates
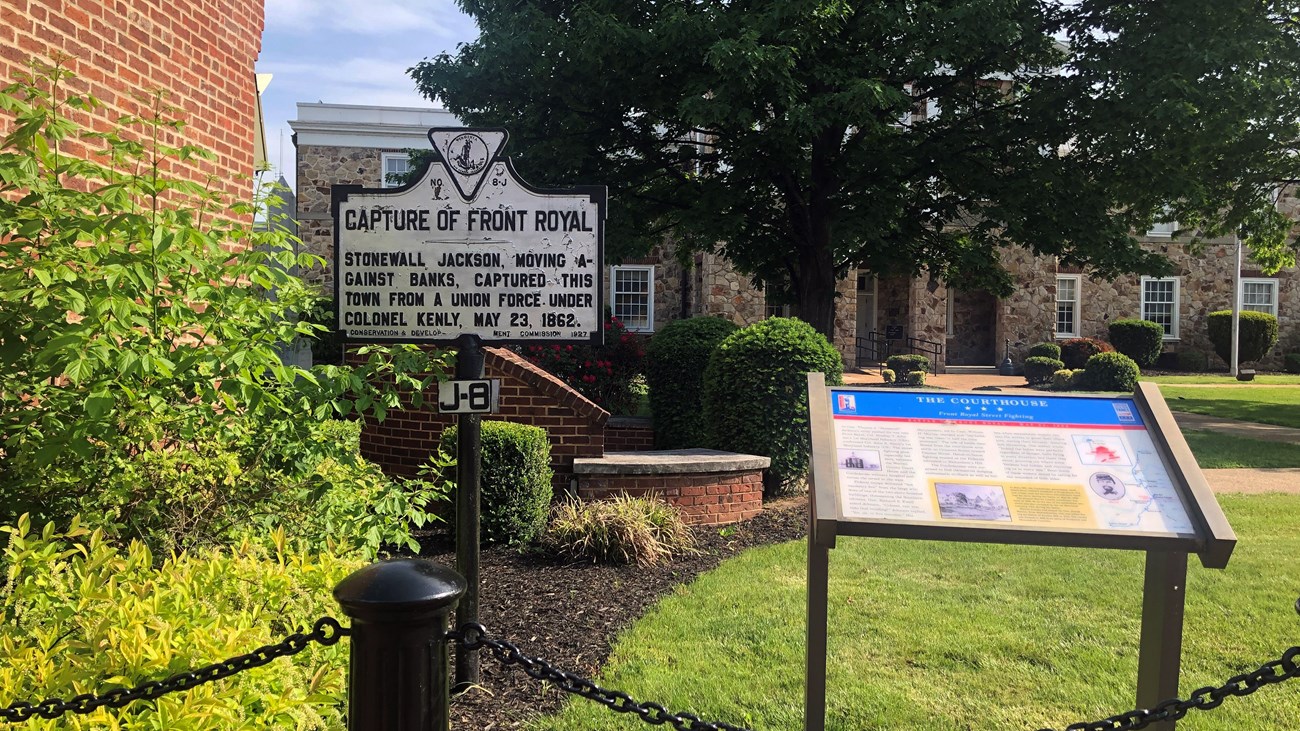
[453,334,485,689]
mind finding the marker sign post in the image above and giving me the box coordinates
[805,376,1236,731]
[334,128,606,688]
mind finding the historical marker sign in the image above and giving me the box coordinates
[333,128,605,345]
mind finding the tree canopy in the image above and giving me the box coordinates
[411,0,1300,337]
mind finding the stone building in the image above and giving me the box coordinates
[0,0,268,203]
[290,102,1300,371]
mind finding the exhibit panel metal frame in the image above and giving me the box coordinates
[803,374,1236,731]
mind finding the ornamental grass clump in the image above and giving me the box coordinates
[540,496,696,567]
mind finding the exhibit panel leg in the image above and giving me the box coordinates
[1136,550,1189,731]
[805,539,830,731]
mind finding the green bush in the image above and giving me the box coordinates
[539,496,697,566]
[0,62,447,540]
[1024,356,1066,385]
[645,316,739,449]
[1082,352,1141,392]
[1060,337,1113,369]
[1051,369,1075,391]
[881,368,897,384]
[1175,349,1209,373]
[886,354,930,375]
[1028,342,1062,360]
[1206,310,1280,365]
[1286,353,1300,374]
[442,421,553,545]
[904,370,926,387]
[1107,319,1164,368]
[0,516,359,730]
[703,318,843,496]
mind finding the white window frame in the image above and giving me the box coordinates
[611,265,655,333]
[1147,207,1176,237]
[381,152,410,188]
[1055,274,1081,339]
[1240,278,1279,317]
[1140,276,1181,340]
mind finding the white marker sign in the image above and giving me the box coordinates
[334,128,605,345]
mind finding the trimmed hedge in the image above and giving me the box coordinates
[1286,353,1300,374]
[703,317,843,496]
[645,316,739,449]
[1051,369,1075,391]
[442,421,553,545]
[1028,342,1062,360]
[1082,352,1141,392]
[886,354,930,375]
[1060,337,1113,369]
[881,368,897,384]
[1108,319,1164,368]
[904,370,926,387]
[1206,310,1279,365]
[1025,356,1066,385]
[1175,349,1208,373]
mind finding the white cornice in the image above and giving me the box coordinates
[289,102,463,150]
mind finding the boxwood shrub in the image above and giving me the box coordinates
[1286,352,1300,374]
[1175,349,1209,373]
[1206,310,1279,365]
[886,354,930,375]
[1024,356,1066,385]
[442,421,553,545]
[1027,342,1062,360]
[703,317,843,496]
[1060,337,1113,369]
[1051,369,1075,391]
[1082,352,1141,392]
[904,370,926,387]
[1107,319,1164,368]
[645,316,738,449]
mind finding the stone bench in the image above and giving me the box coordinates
[572,449,770,525]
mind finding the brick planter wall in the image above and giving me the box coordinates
[573,450,768,526]
[605,416,655,452]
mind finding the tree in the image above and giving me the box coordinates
[411,0,1300,339]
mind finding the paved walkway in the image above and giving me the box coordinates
[840,369,1300,495]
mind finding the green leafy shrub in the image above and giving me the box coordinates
[904,370,926,387]
[886,354,930,375]
[645,316,738,449]
[1107,319,1164,368]
[1028,342,1062,360]
[1024,356,1066,385]
[0,516,359,730]
[521,314,646,414]
[1206,310,1280,365]
[1175,349,1209,373]
[881,368,896,384]
[442,421,552,545]
[1082,352,1141,392]
[1285,353,1300,374]
[0,62,448,540]
[1060,337,1113,369]
[539,496,696,566]
[1051,369,1075,391]
[703,317,843,496]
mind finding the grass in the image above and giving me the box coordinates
[532,494,1300,731]
[1159,385,1300,429]
[1183,429,1300,468]
[1146,374,1300,385]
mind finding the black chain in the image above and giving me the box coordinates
[1039,644,1300,731]
[0,617,348,724]
[451,622,752,731]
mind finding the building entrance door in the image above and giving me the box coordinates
[856,274,877,341]
[946,289,997,365]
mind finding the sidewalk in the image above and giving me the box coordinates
[840,369,1300,495]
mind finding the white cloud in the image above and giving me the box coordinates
[265,0,465,37]
[262,56,431,107]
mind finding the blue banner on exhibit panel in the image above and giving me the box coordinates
[830,390,1145,429]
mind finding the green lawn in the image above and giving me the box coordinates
[1183,429,1300,468]
[1146,374,1300,385]
[1159,385,1300,429]
[532,494,1300,731]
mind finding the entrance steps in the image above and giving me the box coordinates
[943,365,1000,376]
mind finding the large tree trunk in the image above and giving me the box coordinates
[793,239,838,342]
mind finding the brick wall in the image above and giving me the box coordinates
[577,472,763,526]
[359,347,609,488]
[605,417,655,452]
[0,0,265,204]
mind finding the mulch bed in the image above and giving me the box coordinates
[418,496,808,730]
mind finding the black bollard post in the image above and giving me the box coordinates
[334,559,467,731]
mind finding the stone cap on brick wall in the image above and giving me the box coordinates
[486,347,609,425]
[573,449,770,475]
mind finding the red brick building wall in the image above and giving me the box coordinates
[360,347,610,489]
[0,0,265,203]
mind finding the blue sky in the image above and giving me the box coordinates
[258,0,479,190]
